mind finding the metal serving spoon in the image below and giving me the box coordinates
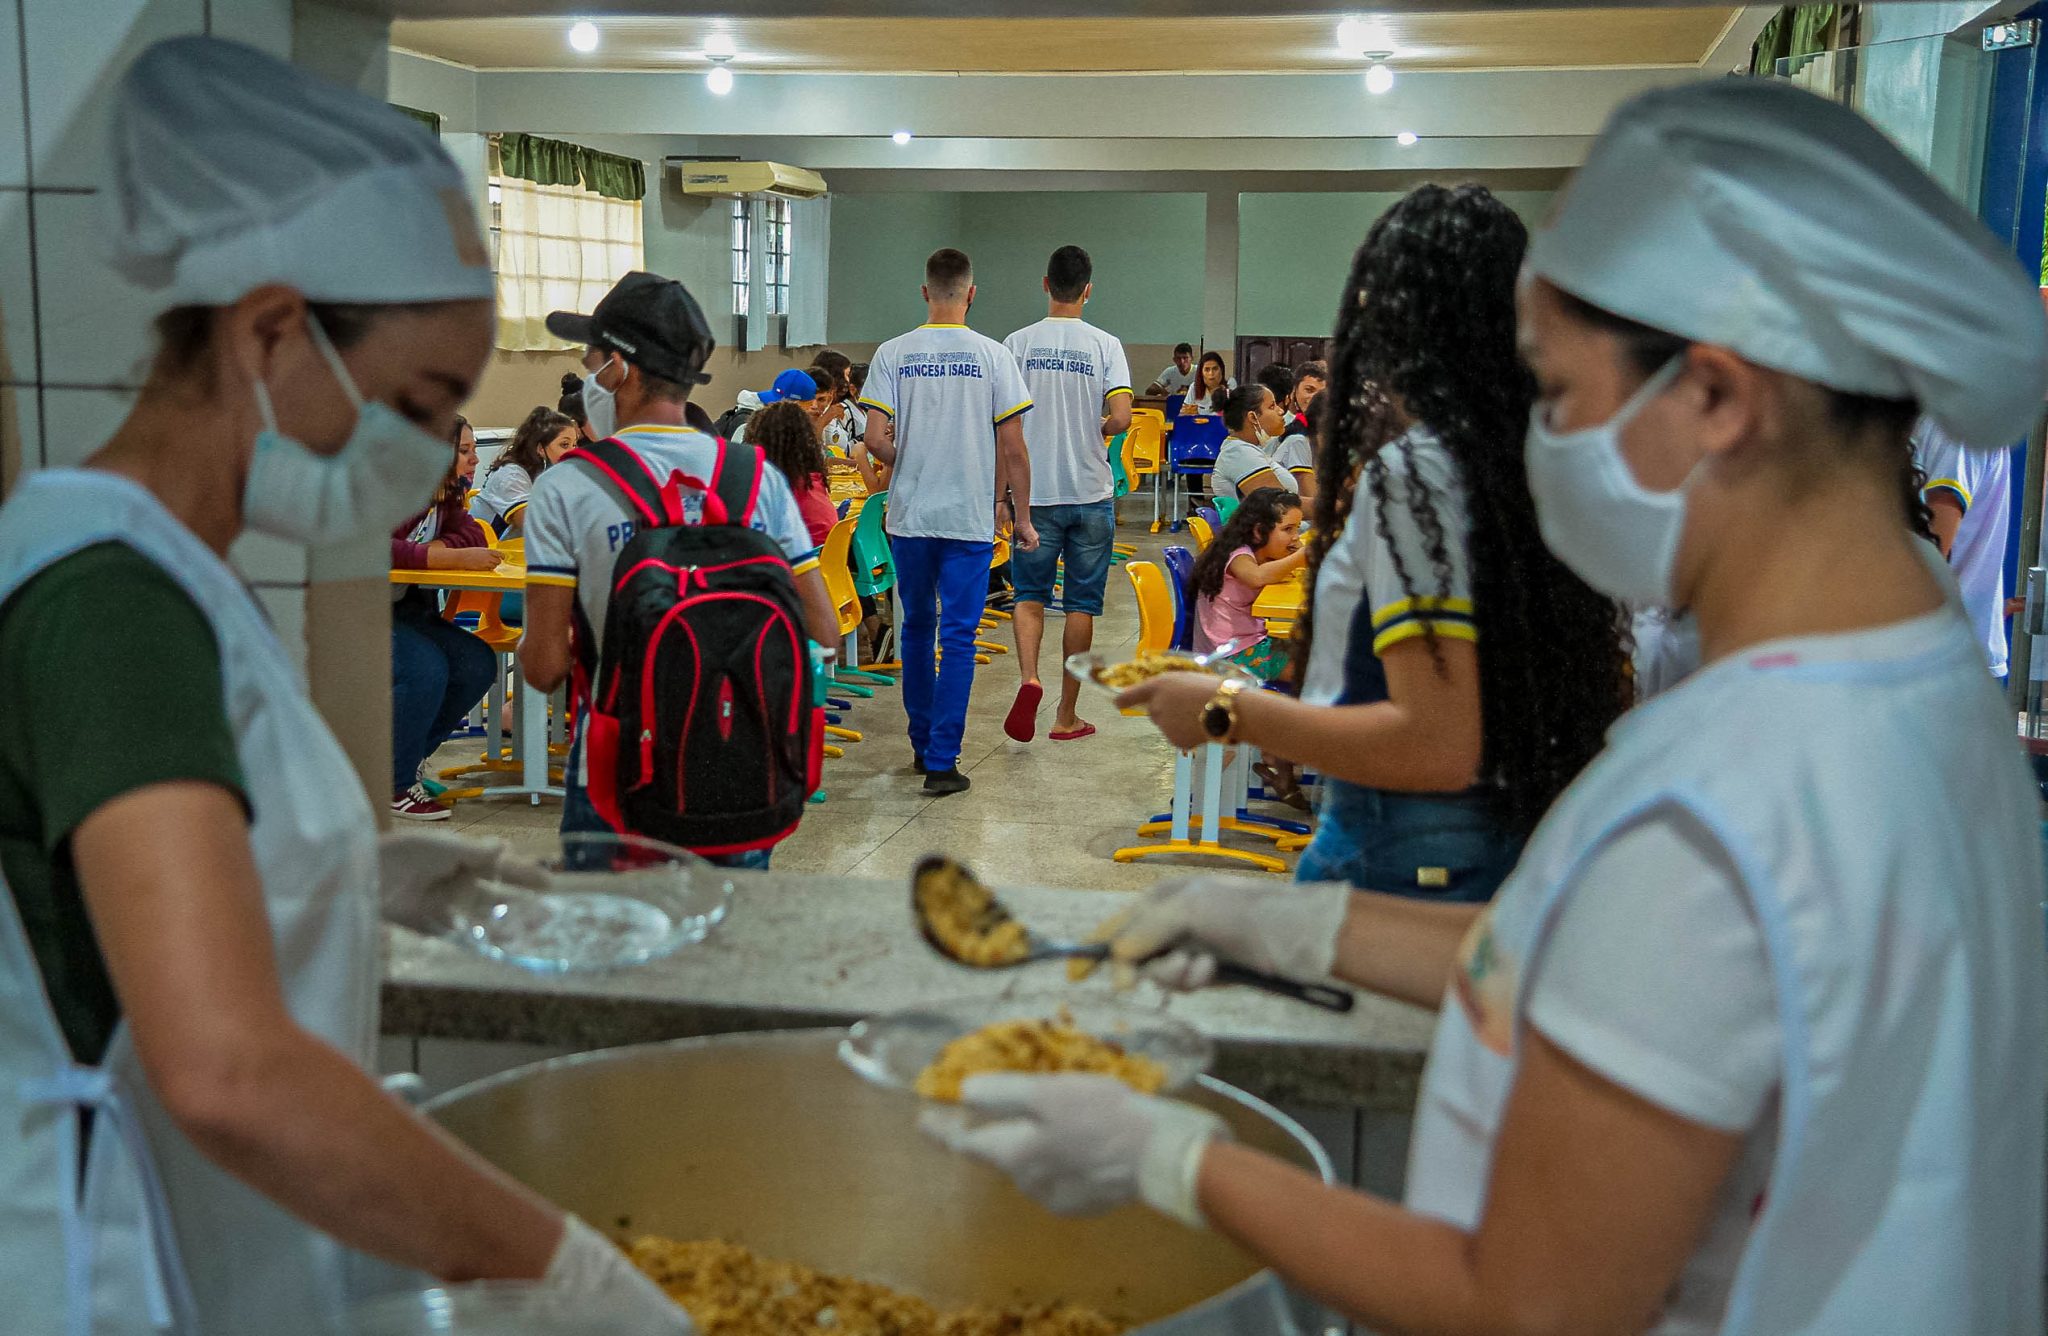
[910,855,1354,1013]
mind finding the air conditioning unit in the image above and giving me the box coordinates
[674,161,827,200]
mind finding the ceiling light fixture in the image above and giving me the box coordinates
[1364,59,1395,95]
[892,130,913,145]
[1336,16,1396,57]
[567,20,599,53]
[706,61,734,95]
[703,31,737,60]
[1396,130,1419,146]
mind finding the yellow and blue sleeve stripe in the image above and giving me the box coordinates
[1922,476,1970,510]
[500,499,528,526]
[1370,596,1477,654]
[1104,386,1134,400]
[857,396,895,418]
[525,564,578,589]
[994,398,1033,425]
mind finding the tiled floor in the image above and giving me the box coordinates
[441,516,1304,891]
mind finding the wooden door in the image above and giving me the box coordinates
[1234,336,1331,384]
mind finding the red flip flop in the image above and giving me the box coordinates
[1049,722,1097,741]
[1004,681,1043,742]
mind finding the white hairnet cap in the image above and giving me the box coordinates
[1527,78,2048,446]
[104,35,492,309]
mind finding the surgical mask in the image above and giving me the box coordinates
[242,319,453,546]
[1524,359,1694,605]
[582,356,620,441]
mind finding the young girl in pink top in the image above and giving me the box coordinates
[1190,487,1306,680]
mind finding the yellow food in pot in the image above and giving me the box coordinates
[630,1236,1125,1335]
[914,1013,1168,1102]
[915,860,1029,967]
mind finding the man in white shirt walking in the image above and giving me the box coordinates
[1001,245,1133,742]
[861,248,1037,795]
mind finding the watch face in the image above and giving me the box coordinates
[1202,703,1231,739]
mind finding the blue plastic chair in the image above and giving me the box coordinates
[1166,415,1227,529]
[1196,504,1221,535]
[1161,544,1196,651]
[1165,393,1186,419]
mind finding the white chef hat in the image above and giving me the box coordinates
[103,35,492,309]
[1527,78,2048,446]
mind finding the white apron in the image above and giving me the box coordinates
[0,470,381,1335]
[1405,602,2046,1333]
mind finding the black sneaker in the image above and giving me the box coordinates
[922,768,970,797]
[911,756,927,775]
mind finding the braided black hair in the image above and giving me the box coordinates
[1296,184,1632,833]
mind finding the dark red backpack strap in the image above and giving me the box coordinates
[564,438,685,527]
[706,438,766,529]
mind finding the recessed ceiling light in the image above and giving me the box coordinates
[706,65,734,95]
[703,32,737,60]
[567,20,599,53]
[1397,130,1419,146]
[1364,62,1395,95]
[892,130,913,145]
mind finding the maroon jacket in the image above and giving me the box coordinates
[391,492,489,569]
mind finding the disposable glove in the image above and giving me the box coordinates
[1105,875,1353,991]
[543,1214,697,1333]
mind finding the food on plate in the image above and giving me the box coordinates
[1091,651,1211,690]
[914,858,1030,966]
[630,1236,1125,1335]
[914,1011,1168,1102]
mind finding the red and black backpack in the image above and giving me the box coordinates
[565,436,822,856]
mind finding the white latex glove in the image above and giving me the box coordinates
[543,1215,697,1332]
[377,830,551,933]
[1109,875,1353,991]
[920,1074,1228,1228]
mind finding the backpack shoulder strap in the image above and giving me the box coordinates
[563,437,685,528]
[706,438,767,528]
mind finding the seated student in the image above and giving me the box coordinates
[470,405,577,537]
[726,367,818,444]
[390,422,503,821]
[1212,384,1290,498]
[453,414,478,493]
[1256,363,1296,421]
[1147,342,1197,396]
[559,371,593,441]
[1288,359,1327,425]
[810,350,862,454]
[1190,487,1307,680]
[1178,350,1234,415]
[1269,388,1323,500]
[752,399,838,549]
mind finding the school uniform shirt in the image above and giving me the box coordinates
[523,422,820,651]
[1913,419,2012,676]
[1270,427,1314,475]
[469,461,534,533]
[823,401,865,456]
[860,323,1033,543]
[1300,424,1475,707]
[1180,382,1233,415]
[1154,364,1196,395]
[1213,437,1282,497]
[1003,316,1132,507]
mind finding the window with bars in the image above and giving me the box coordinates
[730,196,795,322]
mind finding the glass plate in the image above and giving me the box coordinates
[1065,643,1260,705]
[443,832,732,974]
[838,992,1213,1098]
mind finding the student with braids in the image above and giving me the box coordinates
[1131,183,1633,901]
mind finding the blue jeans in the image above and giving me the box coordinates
[1012,499,1115,616]
[892,534,994,771]
[391,595,497,796]
[1295,781,1523,903]
[559,737,771,870]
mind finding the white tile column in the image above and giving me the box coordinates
[1202,189,1239,371]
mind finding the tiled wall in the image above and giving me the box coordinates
[0,0,397,799]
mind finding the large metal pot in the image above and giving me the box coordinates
[424,1030,1334,1335]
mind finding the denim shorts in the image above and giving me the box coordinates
[1012,499,1116,615]
[1295,781,1523,903]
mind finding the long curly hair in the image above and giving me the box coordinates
[1293,184,1632,832]
[1192,488,1302,601]
[750,400,830,497]
[487,405,575,484]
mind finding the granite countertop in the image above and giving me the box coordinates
[381,871,1435,1110]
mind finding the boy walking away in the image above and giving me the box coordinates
[861,248,1036,796]
[518,271,841,868]
[1001,245,1133,742]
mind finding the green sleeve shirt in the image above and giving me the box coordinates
[0,541,248,1065]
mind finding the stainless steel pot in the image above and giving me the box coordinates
[423,1029,1335,1335]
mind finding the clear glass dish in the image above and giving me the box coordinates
[838,991,1214,1098]
[443,831,732,974]
[342,1281,689,1335]
[1065,643,1259,712]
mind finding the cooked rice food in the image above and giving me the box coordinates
[1092,652,1212,690]
[915,859,1030,967]
[630,1236,1126,1335]
[914,1012,1168,1102]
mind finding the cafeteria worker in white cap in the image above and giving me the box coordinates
[0,37,691,1336]
[925,79,2047,1334]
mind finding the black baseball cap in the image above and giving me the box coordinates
[546,271,716,386]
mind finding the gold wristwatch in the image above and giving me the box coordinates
[1200,678,1249,743]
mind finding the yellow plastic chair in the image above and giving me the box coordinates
[1126,560,1174,656]
[815,518,867,744]
[1127,410,1169,532]
[1185,514,1215,554]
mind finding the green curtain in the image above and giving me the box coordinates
[392,104,442,137]
[497,132,646,202]
[1749,4,1841,77]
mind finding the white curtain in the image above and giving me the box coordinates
[787,196,831,350]
[494,174,644,352]
[745,199,770,352]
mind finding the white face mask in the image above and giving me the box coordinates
[1524,358,1693,605]
[581,354,620,441]
[242,319,453,546]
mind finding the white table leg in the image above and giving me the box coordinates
[1171,749,1193,842]
[1198,742,1224,844]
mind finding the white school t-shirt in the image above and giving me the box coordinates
[1154,363,1195,395]
[1212,437,1282,498]
[523,422,821,650]
[1002,316,1132,507]
[470,461,534,532]
[1913,419,2012,676]
[861,323,1033,542]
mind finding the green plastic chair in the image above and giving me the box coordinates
[843,492,899,683]
[1108,431,1130,499]
[1213,494,1240,527]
